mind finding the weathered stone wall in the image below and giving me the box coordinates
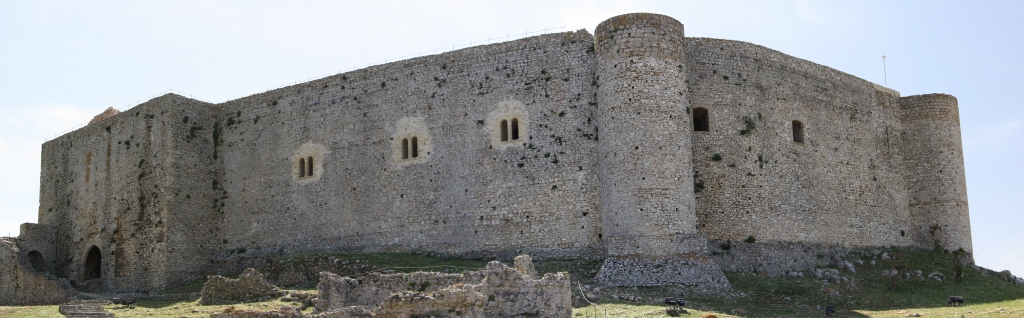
[707,241,852,275]
[35,94,216,292]
[18,12,972,292]
[900,94,972,253]
[210,30,602,261]
[594,13,700,257]
[685,37,920,249]
[200,268,284,304]
[316,260,571,318]
[0,238,75,305]
[17,223,56,273]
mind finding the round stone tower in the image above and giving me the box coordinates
[899,94,973,256]
[593,13,728,288]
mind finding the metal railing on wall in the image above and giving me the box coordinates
[44,26,568,142]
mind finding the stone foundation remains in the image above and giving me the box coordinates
[201,268,285,305]
[0,238,76,305]
[316,258,571,317]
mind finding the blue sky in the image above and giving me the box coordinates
[1,1,1020,274]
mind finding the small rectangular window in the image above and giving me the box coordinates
[500,120,508,141]
[402,139,409,159]
[411,137,419,158]
[792,120,804,143]
[307,156,313,176]
[693,108,709,131]
[511,118,519,140]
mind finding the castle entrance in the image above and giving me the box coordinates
[84,246,101,279]
[27,250,45,272]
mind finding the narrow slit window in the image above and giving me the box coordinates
[299,158,306,177]
[693,107,709,131]
[511,118,519,140]
[411,137,419,158]
[500,120,509,141]
[307,156,313,176]
[402,138,409,159]
[792,120,804,143]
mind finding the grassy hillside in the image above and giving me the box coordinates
[2,248,1021,317]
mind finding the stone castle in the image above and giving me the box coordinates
[0,13,972,303]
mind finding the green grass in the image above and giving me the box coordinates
[569,248,1024,317]
[0,305,62,318]
[4,249,1022,317]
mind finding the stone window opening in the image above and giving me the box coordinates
[307,156,313,176]
[402,138,409,159]
[292,143,327,183]
[511,118,520,140]
[411,137,419,158]
[792,120,804,143]
[501,120,509,141]
[693,107,709,131]
[27,250,45,272]
[84,246,101,280]
[392,117,431,165]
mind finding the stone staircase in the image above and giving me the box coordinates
[58,299,114,317]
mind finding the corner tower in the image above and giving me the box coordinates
[900,94,973,255]
[593,13,728,288]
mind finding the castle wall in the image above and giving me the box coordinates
[211,30,603,261]
[685,38,918,248]
[0,238,75,305]
[37,95,216,292]
[900,94,972,253]
[160,99,221,287]
[18,12,972,292]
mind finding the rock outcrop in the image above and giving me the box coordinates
[201,268,285,305]
[316,256,571,317]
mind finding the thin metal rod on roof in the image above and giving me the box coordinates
[882,52,888,87]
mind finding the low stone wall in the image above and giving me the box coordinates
[595,255,731,291]
[316,257,571,317]
[0,238,76,305]
[708,241,854,276]
[200,268,285,305]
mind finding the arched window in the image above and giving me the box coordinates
[299,158,306,177]
[402,138,409,159]
[693,108,709,131]
[792,120,804,143]
[411,137,419,158]
[511,118,520,140]
[27,250,45,272]
[84,246,101,280]
[307,156,313,176]
[500,120,509,141]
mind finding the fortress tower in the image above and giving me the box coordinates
[900,94,973,253]
[593,13,728,288]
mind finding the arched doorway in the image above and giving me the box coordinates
[84,246,101,280]
[27,250,45,272]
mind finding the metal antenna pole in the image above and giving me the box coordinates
[882,52,888,87]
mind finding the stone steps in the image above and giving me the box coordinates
[58,299,114,318]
